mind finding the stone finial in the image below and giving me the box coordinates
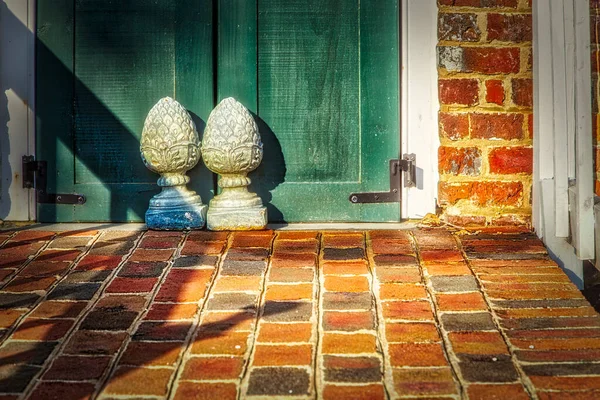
[140,97,207,230]
[201,97,267,230]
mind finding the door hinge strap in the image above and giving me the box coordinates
[22,156,86,205]
[349,154,416,204]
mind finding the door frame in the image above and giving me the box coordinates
[400,0,439,220]
[0,0,36,221]
[1,0,439,221]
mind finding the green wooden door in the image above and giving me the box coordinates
[219,0,400,222]
[37,0,399,223]
[36,0,215,222]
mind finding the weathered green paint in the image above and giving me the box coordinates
[175,0,216,202]
[217,0,258,110]
[36,0,399,223]
[36,0,214,222]
[36,0,75,222]
[222,0,400,222]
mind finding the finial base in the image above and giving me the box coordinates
[205,187,267,231]
[145,186,207,230]
[206,205,267,231]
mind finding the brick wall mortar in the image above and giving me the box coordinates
[312,232,324,398]
[479,11,489,42]
[437,0,533,227]
[438,8,530,13]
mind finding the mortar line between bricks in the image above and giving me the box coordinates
[364,231,392,400]
[478,10,488,43]
[0,229,17,247]
[166,231,232,400]
[438,6,531,14]
[437,41,533,51]
[237,232,278,399]
[409,231,465,400]
[453,234,538,400]
[314,232,323,400]
[17,230,135,399]
[0,231,58,292]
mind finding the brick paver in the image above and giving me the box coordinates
[0,227,598,399]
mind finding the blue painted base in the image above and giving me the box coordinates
[145,186,208,230]
[145,203,207,230]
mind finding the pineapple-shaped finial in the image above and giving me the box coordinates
[201,98,267,230]
[140,97,207,230]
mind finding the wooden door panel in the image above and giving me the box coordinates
[74,0,174,185]
[258,0,360,183]
[37,0,214,222]
[221,0,400,222]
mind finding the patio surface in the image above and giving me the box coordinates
[0,227,599,399]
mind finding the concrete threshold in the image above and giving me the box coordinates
[268,221,419,230]
[3,221,419,231]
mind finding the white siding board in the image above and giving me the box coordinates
[573,0,595,260]
[533,0,554,236]
[596,202,600,269]
[541,179,583,288]
[534,0,595,283]
[564,2,577,181]
[550,1,570,238]
[536,0,555,182]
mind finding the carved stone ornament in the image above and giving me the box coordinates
[140,97,207,230]
[201,97,267,230]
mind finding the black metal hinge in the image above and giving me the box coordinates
[349,154,416,204]
[22,156,86,205]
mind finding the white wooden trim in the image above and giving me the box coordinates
[572,0,594,260]
[533,0,554,236]
[534,0,595,283]
[564,2,577,181]
[550,1,570,238]
[0,0,36,221]
[541,179,583,288]
[401,0,439,219]
[595,202,600,269]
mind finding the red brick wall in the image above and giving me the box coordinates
[437,0,533,227]
[592,0,600,195]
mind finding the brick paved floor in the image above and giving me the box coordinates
[0,227,599,399]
